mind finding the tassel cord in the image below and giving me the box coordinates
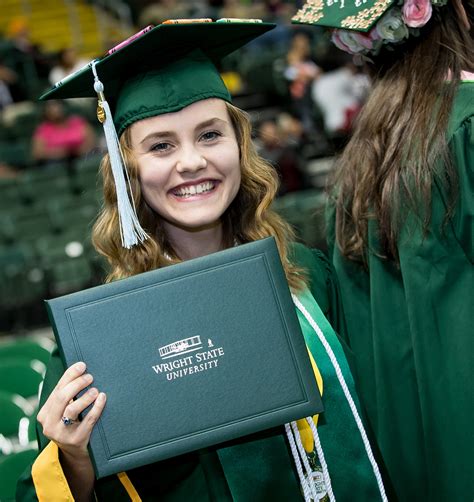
[91,61,148,248]
[291,421,319,501]
[285,423,312,501]
[306,416,335,502]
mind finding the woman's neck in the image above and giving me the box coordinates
[461,70,474,81]
[165,223,225,261]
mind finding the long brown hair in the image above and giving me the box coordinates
[92,102,306,290]
[333,0,473,264]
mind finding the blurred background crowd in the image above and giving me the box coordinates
[0,0,372,332]
[0,1,372,496]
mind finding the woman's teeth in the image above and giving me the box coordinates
[173,181,216,198]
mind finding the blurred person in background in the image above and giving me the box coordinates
[138,0,192,26]
[48,48,93,111]
[49,48,88,87]
[312,60,370,138]
[277,112,305,148]
[0,161,18,179]
[32,100,96,168]
[2,16,52,100]
[294,0,473,499]
[284,31,321,135]
[219,0,253,19]
[256,117,306,194]
[0,62,17,109]
[262,0,294,22]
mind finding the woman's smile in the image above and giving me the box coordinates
[170,179,220,200]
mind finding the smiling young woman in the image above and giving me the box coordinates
[93,99,307,289]
[17,22,387,502]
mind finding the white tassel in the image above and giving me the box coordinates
[91,62,148,249]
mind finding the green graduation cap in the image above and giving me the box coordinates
[40,20,275,249]
[291,0,397,32]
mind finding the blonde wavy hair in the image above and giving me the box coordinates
[92,102,306,291]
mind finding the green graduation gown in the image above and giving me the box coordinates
[16,244,385,501]
[327,81,474,501]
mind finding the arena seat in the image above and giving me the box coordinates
[0,391,33,442]
[0,360,45,400]
[36,231,95,296]
[0,447,38,501]
[0,338,54,366]
[273,189,328,249]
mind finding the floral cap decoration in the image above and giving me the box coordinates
[292,0,449,57]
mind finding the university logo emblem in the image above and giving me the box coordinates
[159,336,202,359]
[153,337,224,381]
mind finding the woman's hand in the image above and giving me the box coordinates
[37,361,106,501]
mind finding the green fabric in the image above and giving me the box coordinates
[291,0,396,32]
[16,243,381,501]
[327,82,474,501]
[115,51,231,136]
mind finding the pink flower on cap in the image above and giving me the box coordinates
[331,29,375,55]
[402,0,433,28]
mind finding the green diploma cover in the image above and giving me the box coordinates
[46,238,323,478]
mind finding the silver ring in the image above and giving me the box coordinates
[61,416,76,426]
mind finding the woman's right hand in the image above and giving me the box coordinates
[37,361,106,500]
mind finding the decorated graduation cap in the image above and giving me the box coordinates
[292,0,449,56]
[292,0,397,31]
[40,20,274,249]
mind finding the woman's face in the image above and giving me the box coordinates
[129,98,241,238]
[44,101,66,122]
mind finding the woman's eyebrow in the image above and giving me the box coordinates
[139,131,176,145]
[195,117,227,129]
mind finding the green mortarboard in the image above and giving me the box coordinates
[40,21,275,249]
[40,22,274,133]
[292,0,397,32]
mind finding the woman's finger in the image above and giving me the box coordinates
[46,373,94,420]
[62,387,100,422]
[54,361,87,391]
[38,361,86,423]
[74,393,107,442]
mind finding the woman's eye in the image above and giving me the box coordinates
[200,131,221,142]
[150,142,171,152]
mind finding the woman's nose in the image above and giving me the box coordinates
[176,146,207,173]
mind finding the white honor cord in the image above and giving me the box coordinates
[292,294,388,502]
[306,416,335,502]
[284,423,312,501]
[90,61,148,249]
[290,421,319,501]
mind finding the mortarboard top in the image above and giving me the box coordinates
[292,0,397,32]
[40,21,275,134]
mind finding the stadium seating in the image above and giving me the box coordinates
[0,337,54,365]
[0,391,33,442]
[273,189,328,250]
[0,447,38,501]
[0,360,45,399]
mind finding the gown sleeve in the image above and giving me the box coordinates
[448,114,473,263]
[16,350,76,501]
[289,242,354,374]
